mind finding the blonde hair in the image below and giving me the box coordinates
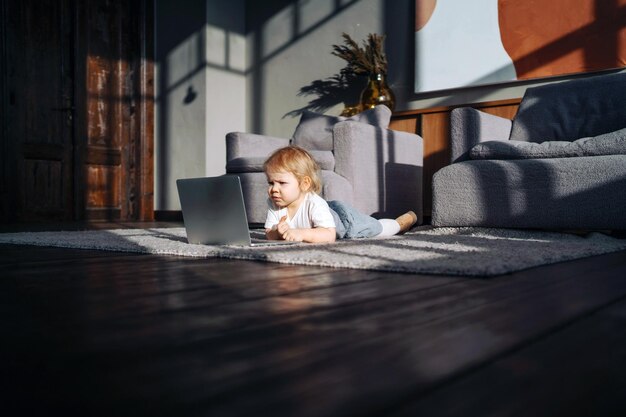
[263,146,322,194]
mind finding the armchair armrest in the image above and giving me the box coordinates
[332,121,423,220]
[450,107,512,163]
[225,132,290,162]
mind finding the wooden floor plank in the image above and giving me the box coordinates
[170,253,626,417]
[388,296,626,417]
[1,237,626,417]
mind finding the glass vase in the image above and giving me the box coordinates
[360,72,395,111]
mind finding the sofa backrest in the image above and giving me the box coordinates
[291,105,391,151]
[510,71,626,143]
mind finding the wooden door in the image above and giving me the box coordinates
[76,0,154,221]
[0,0,154,223]
[1,0,75,222]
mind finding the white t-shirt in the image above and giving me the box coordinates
[264,192,336,230]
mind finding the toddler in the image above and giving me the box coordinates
[264,146,418,243]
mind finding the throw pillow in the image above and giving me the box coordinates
[509,72,626,143]
[291,105,391,151]
[469,127,626,160]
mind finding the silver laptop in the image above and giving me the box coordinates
[176,176,295,246]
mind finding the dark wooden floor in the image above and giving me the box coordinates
[2,222,626,416]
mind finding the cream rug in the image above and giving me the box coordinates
[1,226,625,277]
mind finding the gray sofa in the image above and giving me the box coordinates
[226,105,424,224]
[432,71,626,230]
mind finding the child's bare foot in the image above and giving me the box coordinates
[395,211,418,234]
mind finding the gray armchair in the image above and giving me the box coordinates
[226,105,424,225]
[432,71,626,230]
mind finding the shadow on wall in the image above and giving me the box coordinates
[283,0,418,118]
[283,71,365,118]
[246,0,361,126]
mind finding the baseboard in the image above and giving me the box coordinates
[154,210,183,222]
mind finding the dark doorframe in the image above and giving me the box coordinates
[0,0,7,220]
[136,0,155,222]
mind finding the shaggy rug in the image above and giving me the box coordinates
[1,226,625,277]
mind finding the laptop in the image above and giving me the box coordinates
[176,176,296,246]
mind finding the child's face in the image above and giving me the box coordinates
[266,171,308,209]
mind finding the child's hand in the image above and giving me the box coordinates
[281,228,305,242]
[276,215,289,237]
[265,216,291,241]
[276,216,303,242]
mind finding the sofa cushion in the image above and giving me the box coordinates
[227,151,336,173]
[431,155,626,229]
[510,71,626,143]
[292,105,391,151]
[469,127,626,160]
